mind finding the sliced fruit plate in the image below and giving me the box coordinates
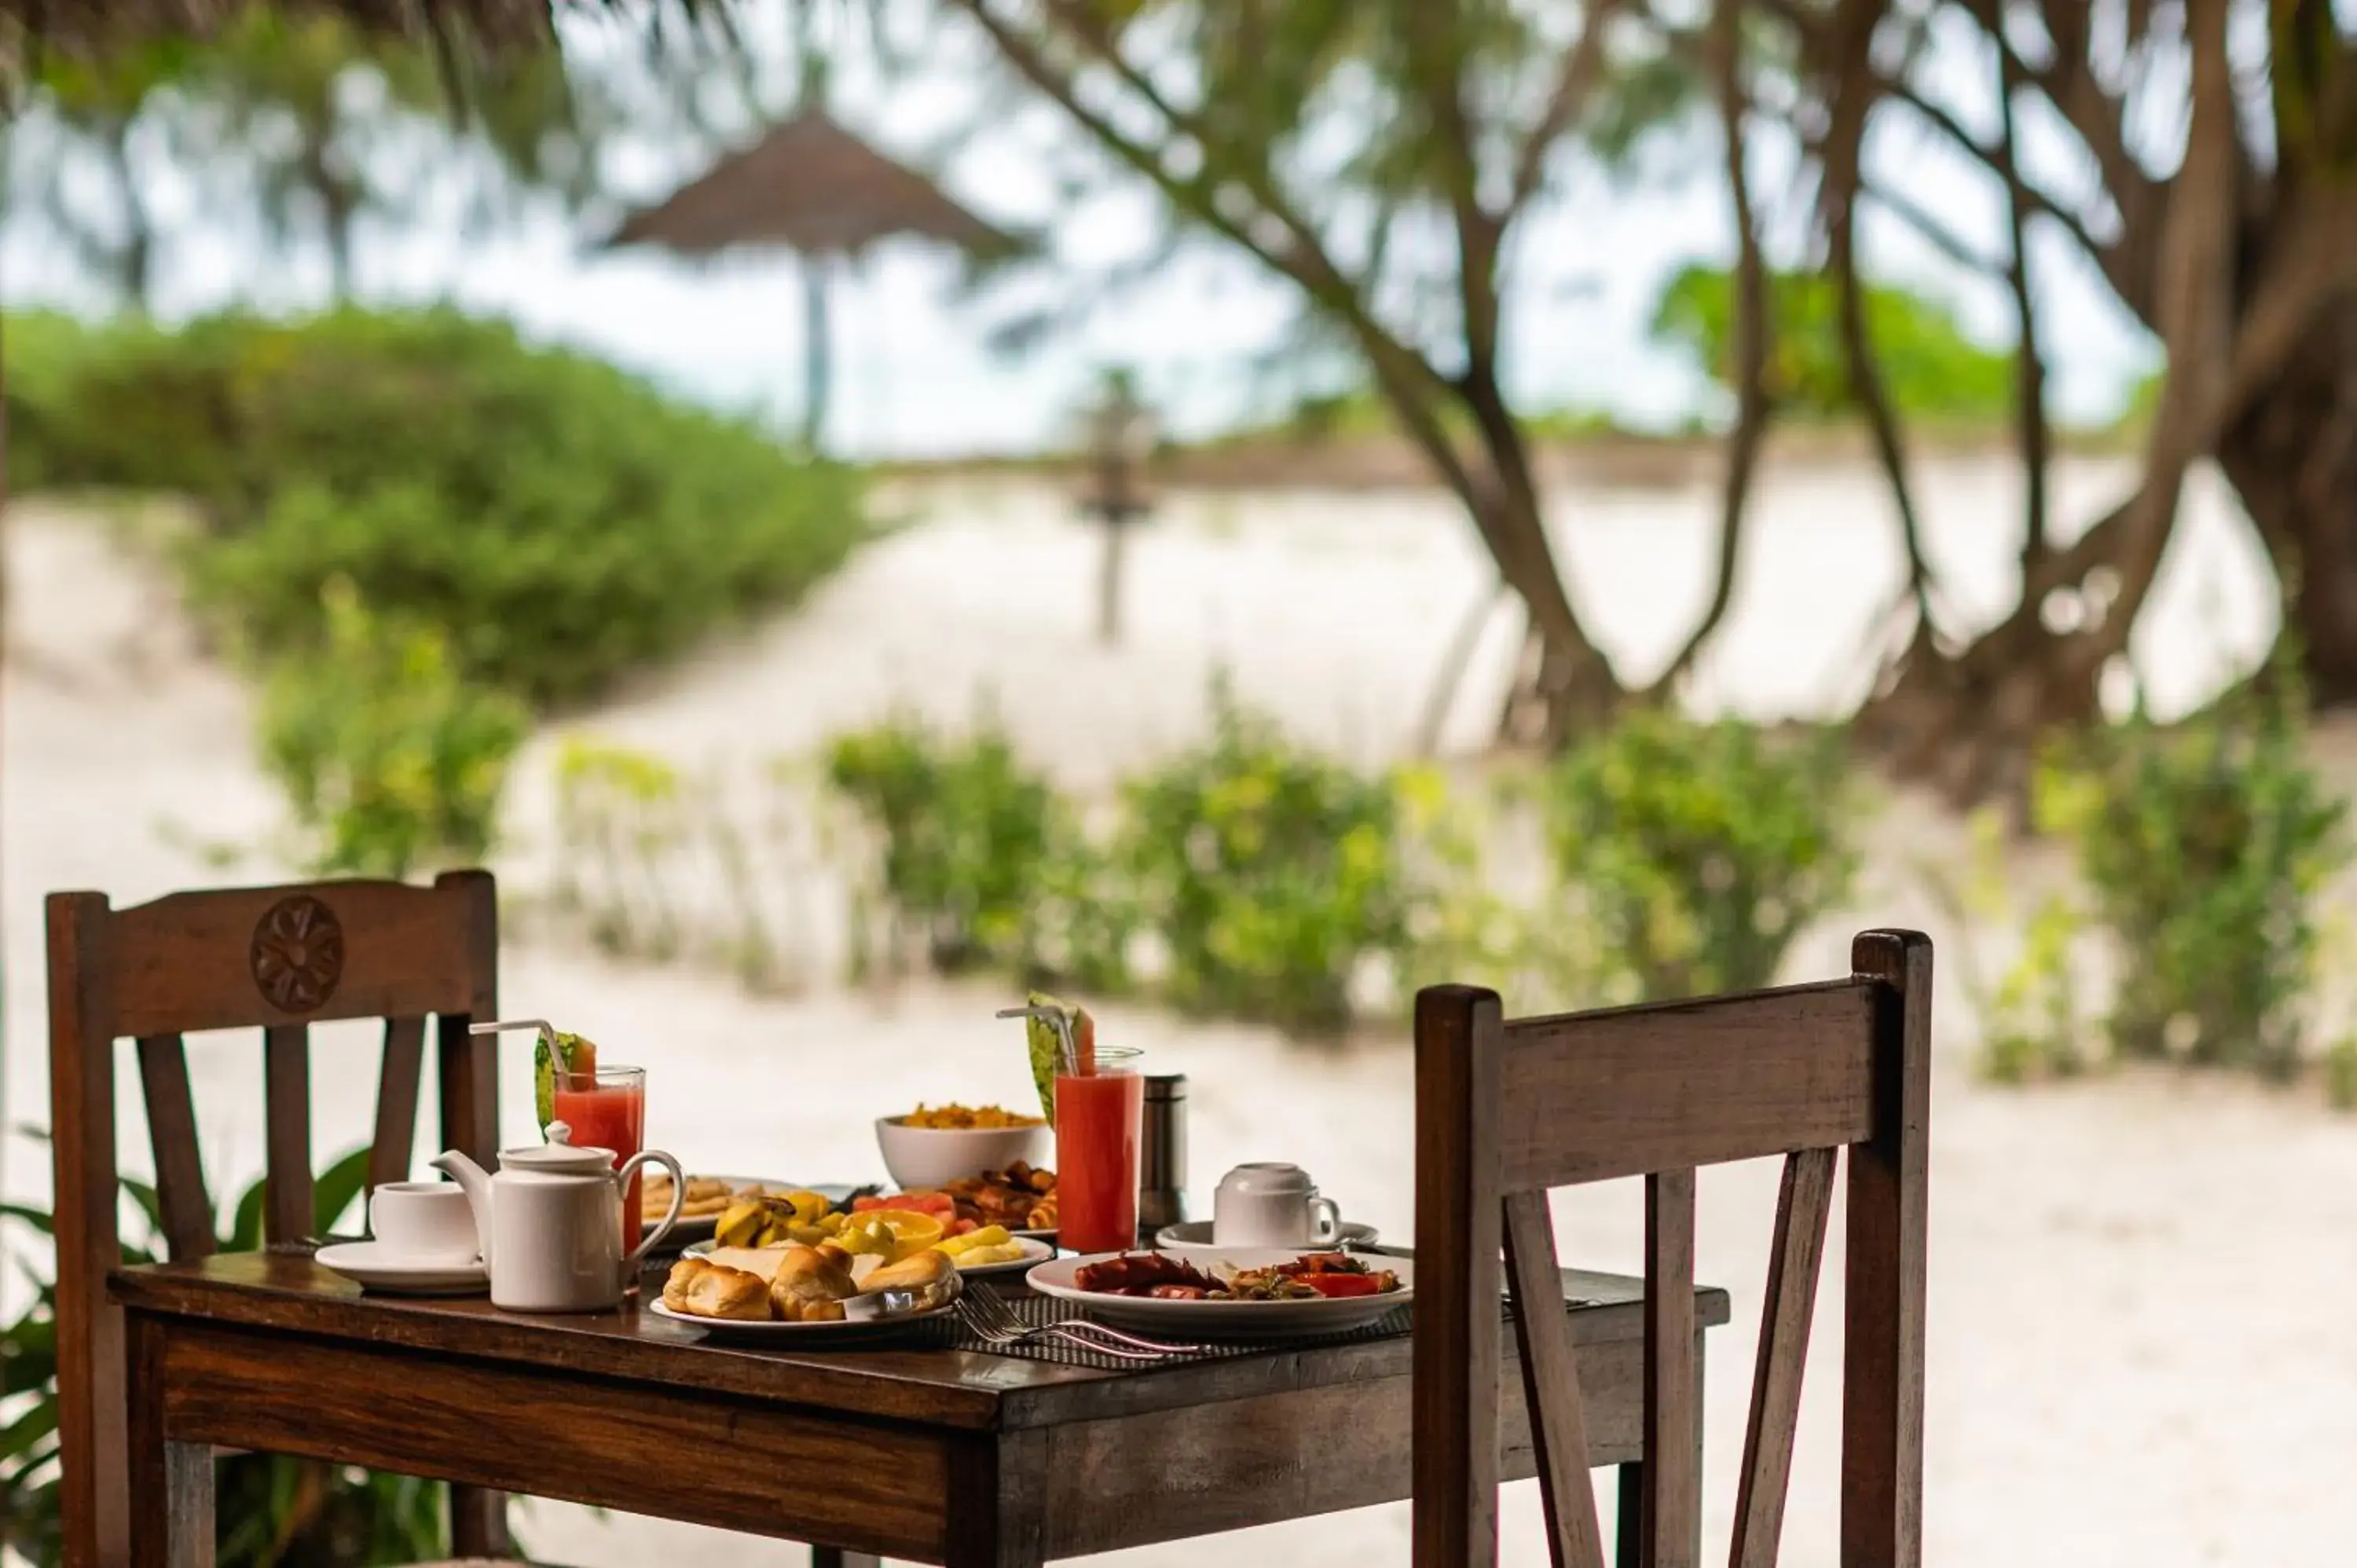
[643,1180,878,1245]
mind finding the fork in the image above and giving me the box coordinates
[959,1286,1207,1359]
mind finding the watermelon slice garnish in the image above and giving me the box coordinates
[533,1030,599,1130]
[1023,992,1094,1120]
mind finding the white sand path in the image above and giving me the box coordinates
[3,459,2352,1566]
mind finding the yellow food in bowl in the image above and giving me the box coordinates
[897,1103,1043,1130]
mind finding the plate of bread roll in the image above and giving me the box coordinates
[650,1243,959,1338]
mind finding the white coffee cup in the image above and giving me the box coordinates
[368,1180,480,1263]
[1213,1162,1343,1247]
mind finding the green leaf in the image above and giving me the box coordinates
[0,1204,54,1237]
[0,1400,58,1460]
[225,1175,268,1255]
[313,1146,374,1237]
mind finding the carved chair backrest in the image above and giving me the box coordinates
[1411,929,1932,1568]
[46,871,502,1566]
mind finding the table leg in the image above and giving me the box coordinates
[1616,1462,1644,1568]
[126,1314,214,1568]
[811,1552,881,1568]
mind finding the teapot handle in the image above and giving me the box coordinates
[619,1149,687,1271]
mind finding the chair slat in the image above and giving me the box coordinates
[1642,1169,1699,1568]
[1498,980,1876,1190]
[1503,1191,1608,1568]
[263,1024,313,1246]
[1728,1147,1838,1568]
[1410,985,1508,1568]
[1842,932,1932,1568]
[369,1015,429,1196]
[134,1035,218,1262]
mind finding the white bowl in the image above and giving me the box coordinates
[873,1116,1049,1192]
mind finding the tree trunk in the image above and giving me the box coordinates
[1481,480,1624,749]
[1450,383,1626,749]
[2216,299,2357,703]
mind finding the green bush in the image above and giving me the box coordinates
[1114,684,1417,1033]
[14,306,867,707]
[1539,712,1860,1002]
[2,1140,445,1565]
[2036,683,2349,1074]
[3,311,159,493]
[2329,1035,2357,1111]
[261,579,529,878]
[1934,811,2092,1083]
[825,713,1092,980]
[1650,263,2013,424]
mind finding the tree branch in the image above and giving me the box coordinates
[1966,0,2159,323]
[949,3,1474,468]
[2079,0,2238,658]
[1652,0,1772,697]
[1858,176,2007,275]
[1874,77,2118,288]
[1401,0,1504,380]
[1995,42,2051,570]
[1505,0,1627,215]
[1815,0,1939,631]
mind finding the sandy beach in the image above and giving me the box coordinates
[5,456,2352,1566]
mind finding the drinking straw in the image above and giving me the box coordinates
[471,1019,558,1050]
[997,1004,1079,1076]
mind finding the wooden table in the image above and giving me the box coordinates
[112,1255,1728,1566]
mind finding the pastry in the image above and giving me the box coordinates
[663,1257,772,1321]
[862,1248,952,1294]
[661,1255,709,1311]
[769,1244,857,1322]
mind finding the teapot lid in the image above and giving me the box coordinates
[500,1120,616,1174]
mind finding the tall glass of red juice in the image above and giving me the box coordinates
[1055,1048,1143,1254]
[550,1065,646,1252]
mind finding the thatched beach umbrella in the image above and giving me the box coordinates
[605,110,1017,448]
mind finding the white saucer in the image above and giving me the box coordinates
[315,1241,487,1295]
[1153,1220,1378,1259]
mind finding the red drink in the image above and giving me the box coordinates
[552,1067,646,1252]
[1055,1055,1143,1254]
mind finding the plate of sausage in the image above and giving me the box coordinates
[1025,1248,1413,1339]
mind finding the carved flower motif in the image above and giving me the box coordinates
[250,896,345,1013]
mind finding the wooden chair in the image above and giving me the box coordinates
[47,873,521,1567]
[1412,929,1931,1568]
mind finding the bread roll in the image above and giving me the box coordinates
[661,1255,709,1311]
[862,1249,952,1294]
[665,1258,772,1321]
[768,1244,856,1321]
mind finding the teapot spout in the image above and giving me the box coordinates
[428,1150,494,1268]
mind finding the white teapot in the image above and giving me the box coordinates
[433,1123,684,1312]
